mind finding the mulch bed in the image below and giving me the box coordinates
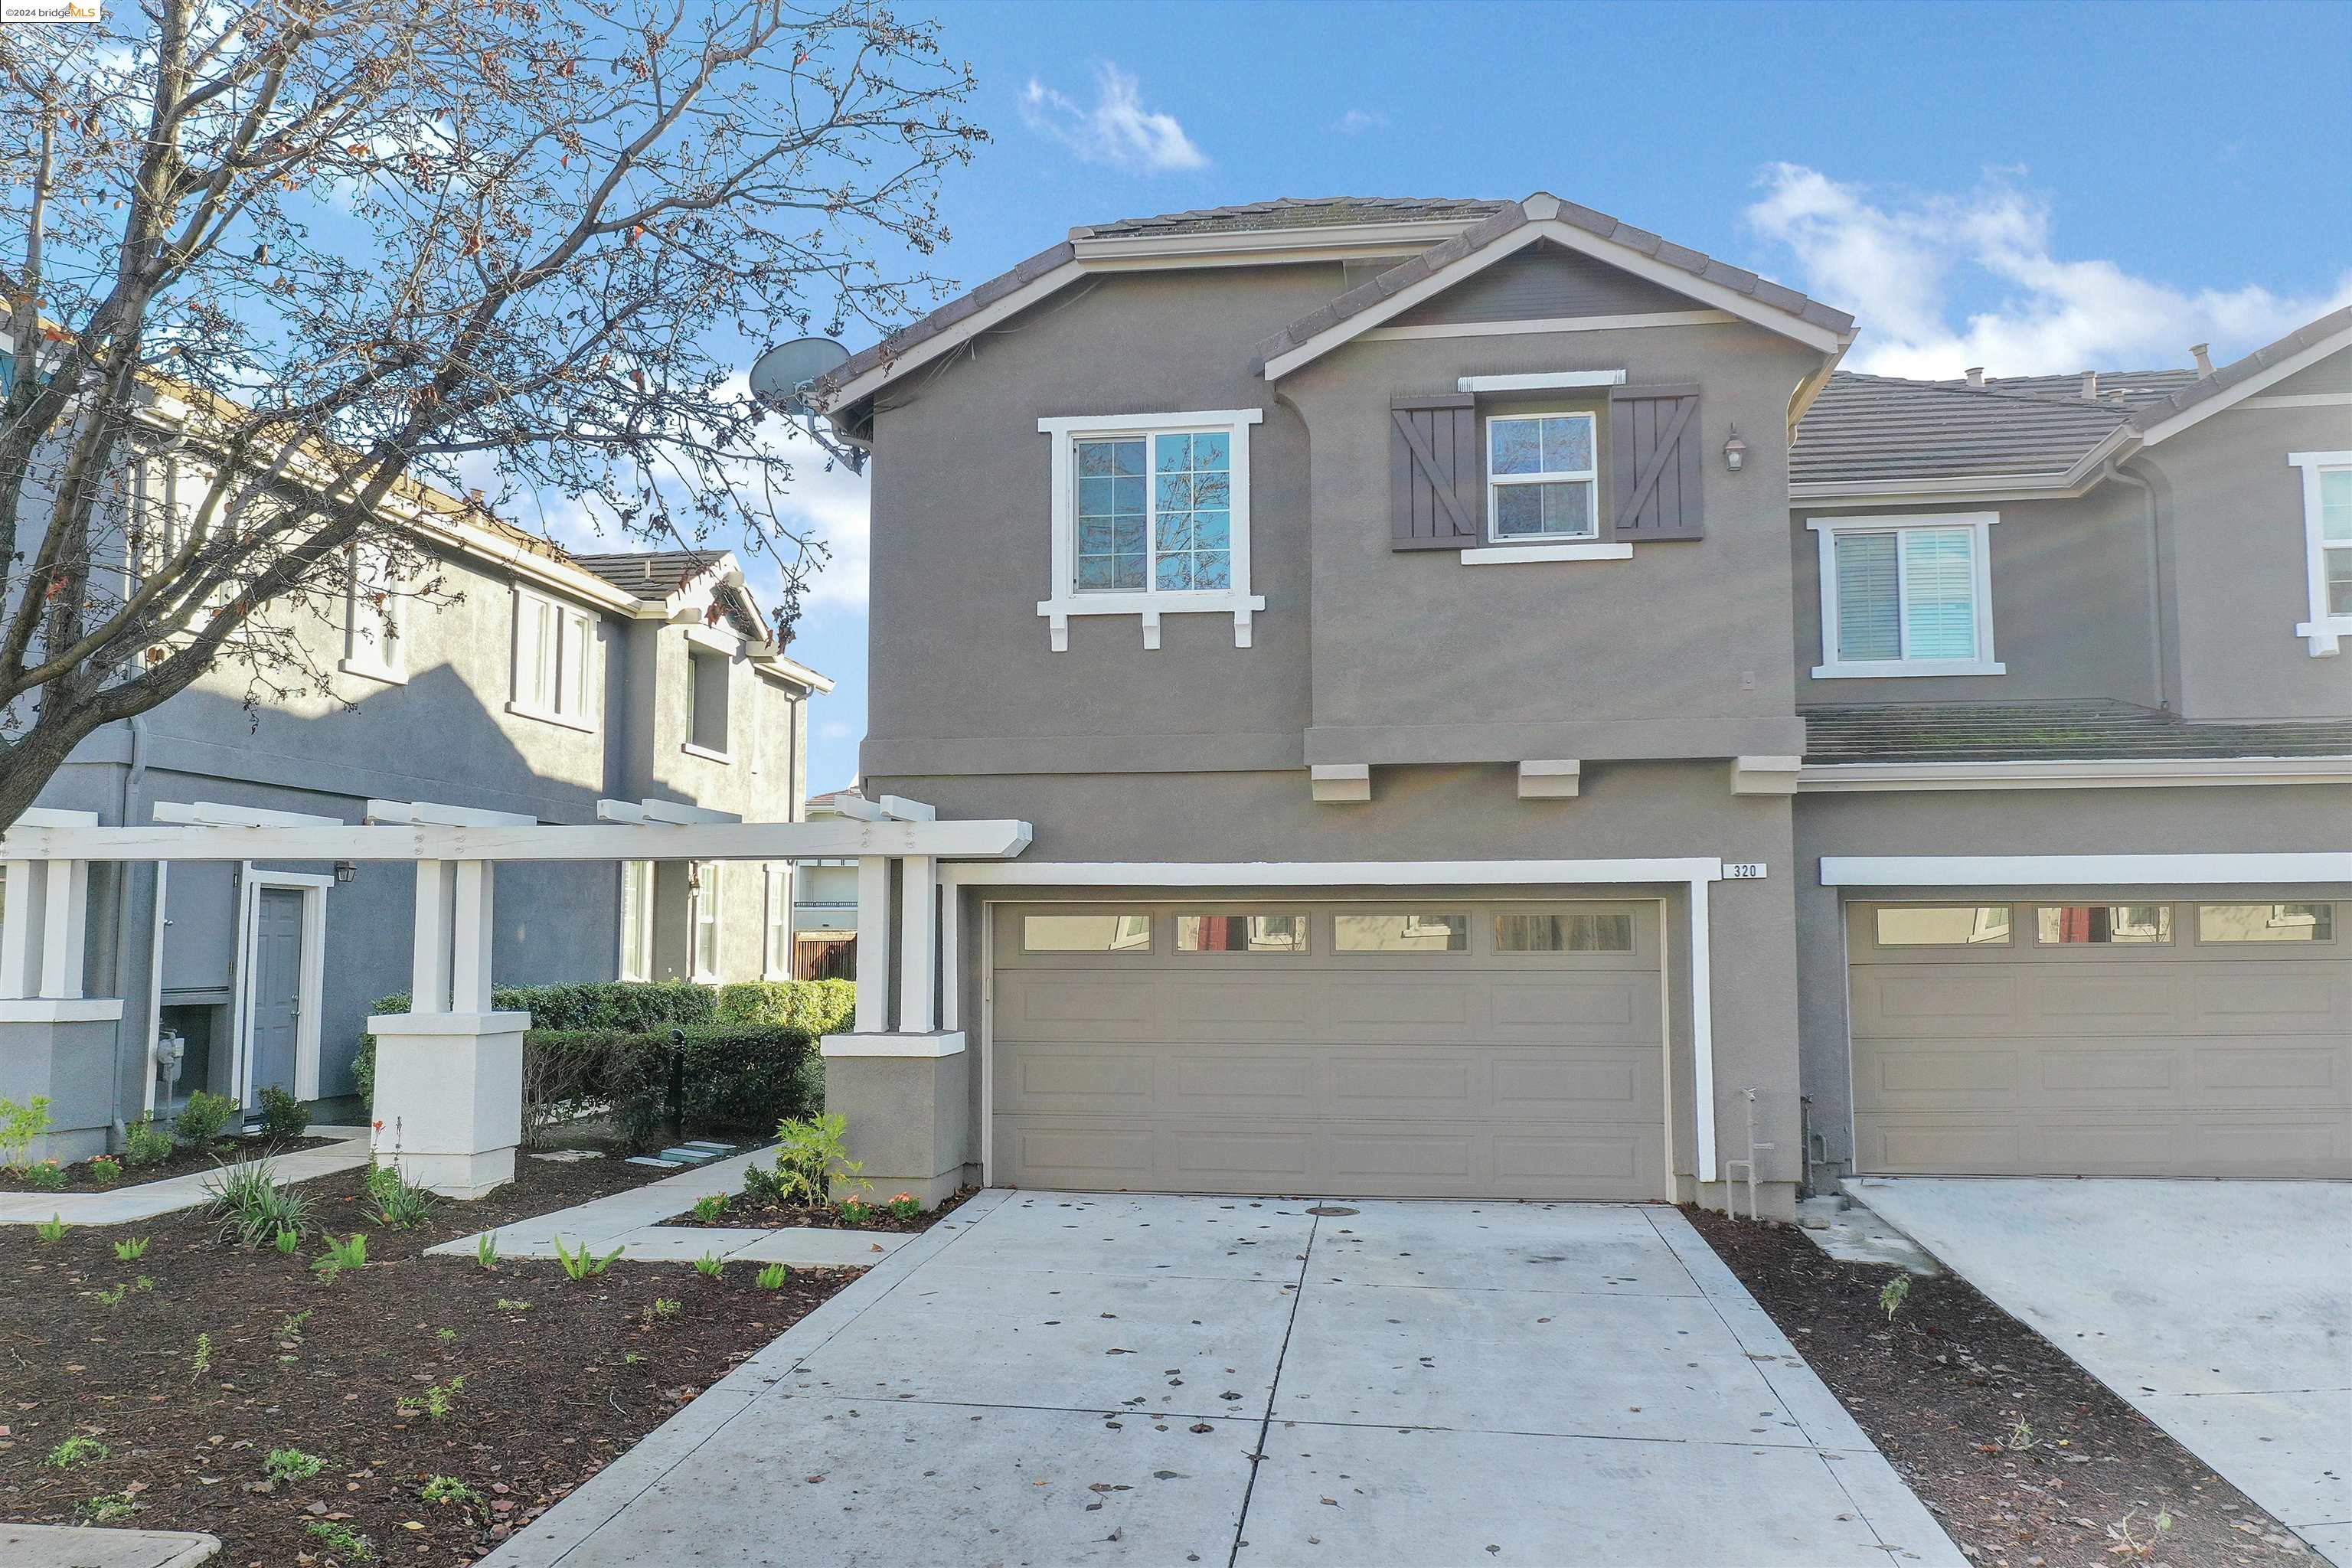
[0,1135,338,1194]
[0,1148,857,1565]
[1686,1205,2314,1567]
[655,1184,978,1234]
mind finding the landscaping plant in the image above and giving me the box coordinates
[190,1331,213,1374]
[835,1195,877,1227]
[691,1193,730,1222]
[554,1236,623,1280]
[314,1233,368,1282]
[26,1158,65,1190]
[122,1116,174,1168]
[887,1192,924,1223]
[258,1085,311,1141]
[767,1112,866,1207]
[42,1436,110,1468]
[420,1475,483,1507]
[266,1447,325,1483]
[274,1226,301,1253]
[0,1093,52,1169]
[1878,1274,1912,1321]
[204,1157,316,1249]
[35,1214,67,1242]
[113,1236,150,1261]
[172,1089,240,1145]
[397,1375,465,1421]
[305,1520,374,1560]
[78,1492,139,1524]
[87,1154,122,1184]
[694,1253,725,1279]
[364,1164,436,1230]
[755,1261,791,1290]
[475,1232,499,1269]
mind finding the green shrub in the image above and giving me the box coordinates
[371,980,716,1032]
[122,1118,174,1168]
[173,1090,239,1145]
[0,1094,53,1168]
[87,1155,122,1184]
[351,1033,376,1107]
[204,1158,315,1249]
[27,1159,65,1191]
[714,979,856,1037]
[518,1022,820,1148]
[364,1165,435,1230]
[258,1086,310,1141]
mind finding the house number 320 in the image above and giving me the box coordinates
[1723,862,1768,880]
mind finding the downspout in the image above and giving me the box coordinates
[106,714,149,1145]
[2102,457,2171,711]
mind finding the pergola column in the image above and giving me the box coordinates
[0,811,124,1164]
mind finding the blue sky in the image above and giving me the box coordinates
[763,0,2352,793]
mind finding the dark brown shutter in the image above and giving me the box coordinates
[1609,384,1704,541]
[1390,394,1481,550]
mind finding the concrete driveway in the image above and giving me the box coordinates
[1853,1178,2352,1566]
[485,1189,1957,1567]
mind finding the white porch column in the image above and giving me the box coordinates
[0,813,122,1165]
[897,854,937,1034]
[853,854,893,1032]
[369,857,528,1198]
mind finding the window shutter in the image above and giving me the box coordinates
[1608,385,1704,540]
[1390,394,1481,550]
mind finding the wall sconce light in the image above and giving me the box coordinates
[333,861,358,884]
[1723,426,1746,472]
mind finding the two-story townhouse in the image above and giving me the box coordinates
[802,193,2347,1214]
[11,462,828,1158]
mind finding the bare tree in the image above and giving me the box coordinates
[0,0,981,826]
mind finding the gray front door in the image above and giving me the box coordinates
[989,899,1666,1200]
[248,887,305,1102]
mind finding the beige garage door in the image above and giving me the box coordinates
[1848,899,2352,1177]
[989,900,1664,1199]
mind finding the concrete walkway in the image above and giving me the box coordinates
[427,1146,911,1269]
[4,1523,220,1566]
[483,1191,1961,1567]
[0,1132,371,1227]
[1854,1177,2352,1566]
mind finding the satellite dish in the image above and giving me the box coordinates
[749,336,851,413]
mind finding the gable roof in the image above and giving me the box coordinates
[1792,372,2135,492]
[2125,302,2352,443]
[1073,197,1511,240]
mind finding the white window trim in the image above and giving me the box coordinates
[688,860,722,983]
[1484,409,1600,545]
[1808,511,2005,678]
[339,544,410,685]
[508,586,599,730]
[1036,408,1266,651]
[617,860,654,982]
[763,863,792,981]
[2289,450,2352,656]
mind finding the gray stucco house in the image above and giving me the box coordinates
[807,192,2350,1213]
[11,500,827,1156]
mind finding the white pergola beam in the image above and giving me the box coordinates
[369,799,537,828]
[154,800,342,828]
[594,799,743,825]
[0,818,1034,864]
[832,793,936,824]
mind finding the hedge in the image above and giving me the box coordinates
[714,978,855,1037]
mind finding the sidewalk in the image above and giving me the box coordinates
[0,1130,372,1227]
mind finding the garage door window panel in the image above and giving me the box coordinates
[1022,913,1155,954]
[1333,913,1470,953]
[2195,903,2334,945]
[1872,906,2013,948]
[2036,905,2172,946]
[1175,913,1308,953]
[1493,910,1635,954]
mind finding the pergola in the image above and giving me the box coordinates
[0,799,1030,1194]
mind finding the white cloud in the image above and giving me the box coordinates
[1020,64,1206,173]
[1745,163,2352,378]
[1334,109,1387,136]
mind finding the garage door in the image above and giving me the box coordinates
[988,900,1664,1199]
[1848,900,2352,1177]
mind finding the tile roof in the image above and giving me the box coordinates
[1072,197,1511,240]
[567,550,769,640]
[2123,303,2352,432]
[1791,372,2132,487]
[1802,701,2352,763]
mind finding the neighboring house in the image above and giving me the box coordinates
[9,478,827,1155]
[808,193,2350,1212]
[790,789,863,979]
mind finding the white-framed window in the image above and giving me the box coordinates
[617,860,654,982]
[509,587,597,728]
[684,643,730,760]
[1036,408,1266,651]
[1486,412,1598,542]
[340,541,409,684]
[762,863,792,981]
[2289,452,2352,655]
[688,861,721,982]
[1808,512,2004,678]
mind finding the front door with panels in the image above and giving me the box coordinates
[246,887,307,1104]
[989,900,1666,1199]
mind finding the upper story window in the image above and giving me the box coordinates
[340,542,408,685]
[685,644,730,760]
[1487,413,1598,542]
[2290,452,2352,655]
[510,587,596,729]
[1808,512,2005,679]
[1037,409,1266,652]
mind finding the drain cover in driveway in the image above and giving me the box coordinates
[1305,1205,1359,1217]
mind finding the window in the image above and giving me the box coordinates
[617,861,654,982]
[763,864,792,980]
[2197,903,2334,943]
[1873,906,2011,947]
[2290,452,2352,655]
[1037,410,1265,651]
[2036,905,2172,945]
[340,543,408,684]
[1809,514,2004,678]
[1486,413,1598,541]
[1334,913,1470,952]
[687,646,730,758]
[1021,913,1153,954]
[511,589,596,727]
[1175,913,1307,953]
[688,861,721,981]
[1493,910,1635,954]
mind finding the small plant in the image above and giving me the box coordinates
[1878,1274,1912,1322]
[191,1331,214,1374]
[43,1435,111,1468]
[314,1232,368,1281]
[77,1491,139,1524]
[135,1276,155,1291]
[93,1282,129,1306]
[113,1235,150,1262]
[495,1298,531,1312]
[204,1157,316,1249]
[0,1093,53,1168]
[554,1236,623,1280]
[172,1089,240,1145]
[886,1191,923,1223]
[258,1085,311,1141]
[277,1308,314,1344]
[35,1214,68,1243]
[768,1112,866,1207]
[122,1117,174,1168]
[834,1195,877,1227]
[475,1231,499,1269]
[266,1447,325,1483]
[436,1327,457,1343]
[693,1253,725,1279]
[690,1192,730,1222]
[274,1225,301,1253]
[363,1164,435,1230]
[27,1159,66,1191]
[397,1374,466,1421]
[2103,1510,2174,1560]
[420,1475,482,1507]
[85,1154,122,1184]
[754,1261,790,1290]
[2004,1416,2038,1451]
[305,1519,374,1560]
[650,1296,681,1319]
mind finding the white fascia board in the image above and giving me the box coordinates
[2136,322,2352,446]
[2,818,1035,864]
[1819,852,2352,887]
[941,857,1723,887]
[1037,408,1266,435]
[1798,756,2352,791]
[2238,392,2352,410]
[394,503,639,616]
[1070,219,1479,268]
[1364,310,1738,344]
[751,648,835,693]
[818,260,1091,413]
[1457,369,1627,394]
